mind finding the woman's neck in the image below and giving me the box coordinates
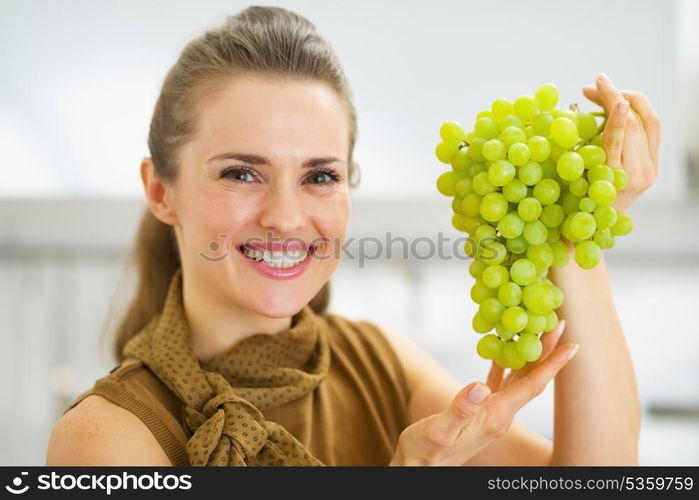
[181,274,293,363]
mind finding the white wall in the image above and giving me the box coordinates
[0,0,683,201]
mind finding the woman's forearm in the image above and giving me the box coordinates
[547,242,641,465]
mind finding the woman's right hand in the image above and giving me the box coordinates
[389,320,578,466]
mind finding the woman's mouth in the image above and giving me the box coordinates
[237,243,316,269]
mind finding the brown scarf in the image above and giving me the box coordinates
[122,267,331,466]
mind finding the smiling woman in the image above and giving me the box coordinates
[44,5,645,468]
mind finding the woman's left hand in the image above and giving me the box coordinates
[582,73,661,213]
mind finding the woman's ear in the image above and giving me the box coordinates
[140,157,178,226]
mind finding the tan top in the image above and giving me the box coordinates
[63,312,411,466]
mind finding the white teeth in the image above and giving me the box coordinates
[243,246,309,268]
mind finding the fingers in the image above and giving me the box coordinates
[602,101,630,169]
[486,361,504,392]
[583,86,661,168]
[494,342,579,412]
[538,319,566,362]
[619,91,661,168]
[593,73,627,115]
[432,382,492,444]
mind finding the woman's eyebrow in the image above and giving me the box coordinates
[206,152,345,168]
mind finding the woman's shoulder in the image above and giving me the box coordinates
[47,393,173,465]
[47,358,184,466]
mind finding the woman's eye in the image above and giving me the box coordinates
[307,169,342,185]
[220,167,255,183]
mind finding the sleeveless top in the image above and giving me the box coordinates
[62,313,412,466]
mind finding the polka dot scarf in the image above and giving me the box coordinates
[122,267,330,466]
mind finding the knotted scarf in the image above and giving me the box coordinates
[122,267,331,466]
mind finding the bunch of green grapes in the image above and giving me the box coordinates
[434,82,633,369]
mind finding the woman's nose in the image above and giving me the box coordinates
[258,184,306,235]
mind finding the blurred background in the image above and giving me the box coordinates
[1,0,697,465]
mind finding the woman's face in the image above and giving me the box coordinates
[170,74,351,318]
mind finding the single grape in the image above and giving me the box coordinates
[435,141,457,164]
[479,297,506,323]
[475,224,497,243]
[578,146,605,170]
[471,279,497,303]
[574,240,602,269]
[518,197,543,222]
[611,212,633,236]
[482,265,509,289]
[556,151,585,182]
[544,310,559,331]
[501,306,528,333]
[455,176,473,197]
[577,112,599,140]
[497,212,525,239]
[461,193,482,216]
[524,312,547,335]
[508,143,531,166]
[593,227,615,249]
[498,281,522,307]
[503,178,528,203]
[570,211,597,240]
[480,192,509,222]
[540,203,565,228]
[452,196,464,214]
[488,160,517,186]
[513,94,539,120]
[499,126,527,148]
[510,258,537,286]
[450,148,471,172]
[522,282,555,314]
[568,177,589,197]
[491,98,514,120]
[469,259,487,279]
[550,117,580,148]
[528,136,552,162]
[579,197,596,213]
[518,161,543,186]
[527,243,554,269]
[477,334,503,360]
[482,138,506,162]
[523,219,548,245]
[613,167,629,190]
[535,83,559,110]
[594,205,618,229]
[440,120,466,145]
[481,241,508,265]
[516,333,543,362]
[588,180,617,206]
[562,192,583,215]
[506,235,529,254]
[533,178,561,205]
[472,311,495,333]
[532,112,553,136]
[475,117,499,139]
[503,341,526,369]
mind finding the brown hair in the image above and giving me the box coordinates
[109,6,360,362]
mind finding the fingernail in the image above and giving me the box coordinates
[568,344,580,360]
[618,100,629,115]
[556,320,566,337]
[468,384,491,403]
[599,73,610,83]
